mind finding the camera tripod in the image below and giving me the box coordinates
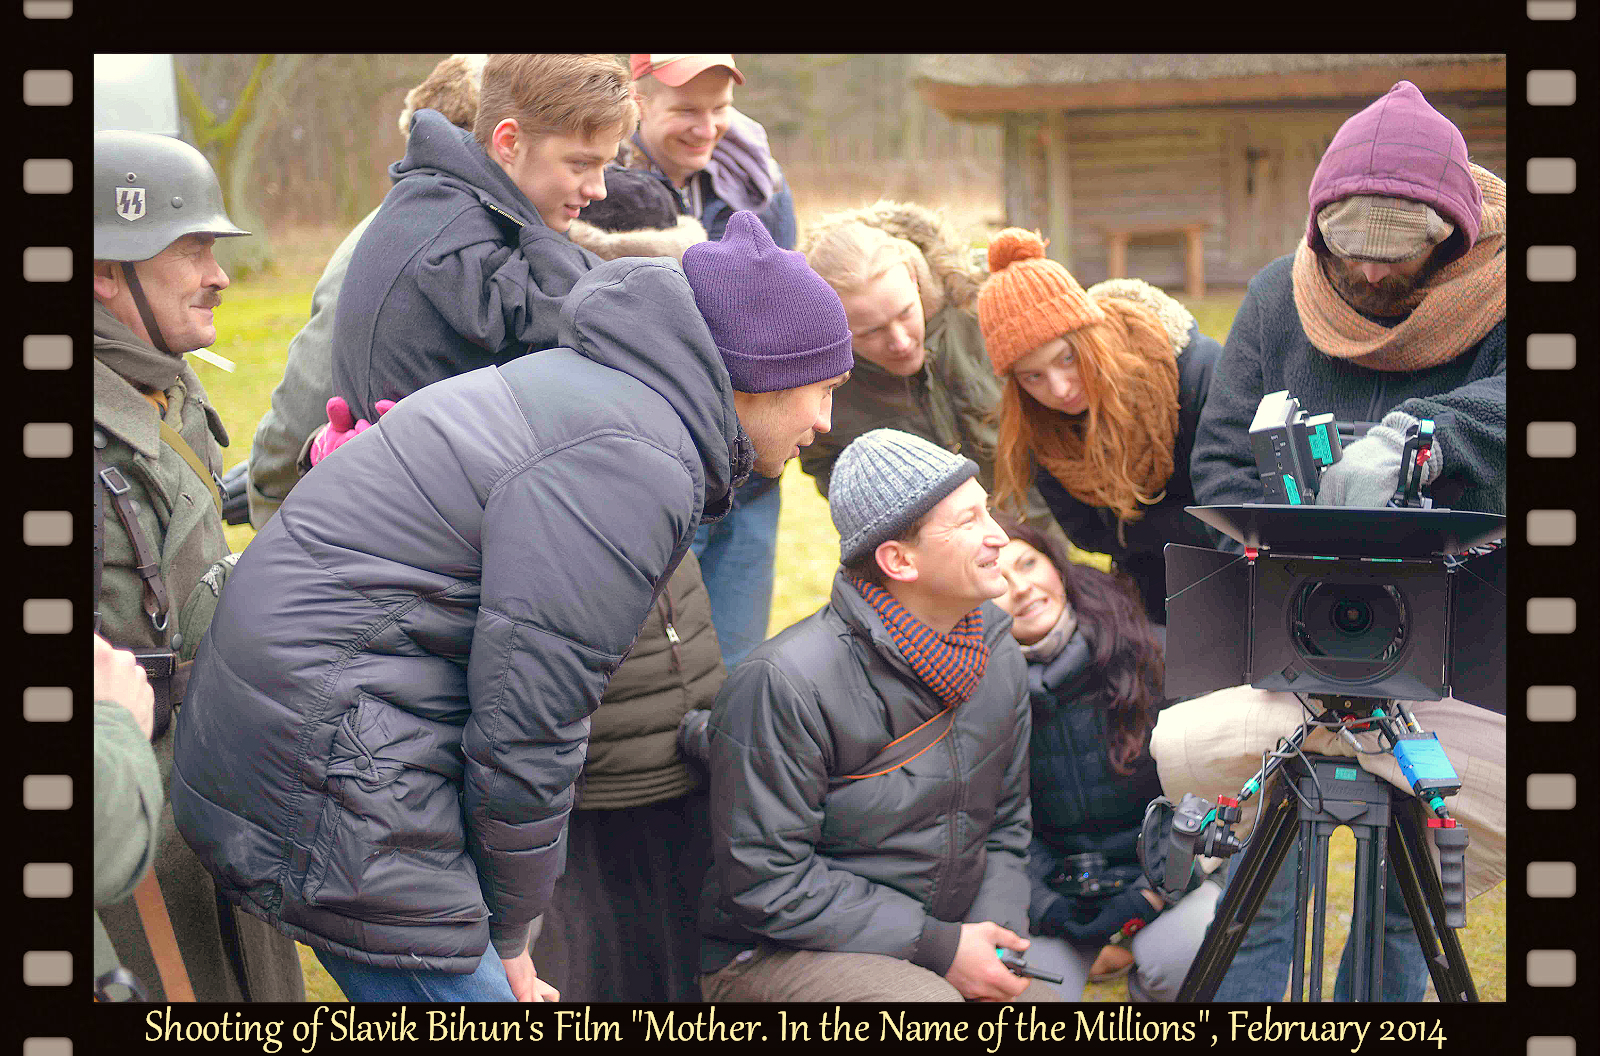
[1164,696,1477,1002]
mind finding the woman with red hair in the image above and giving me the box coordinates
[977,230,1222,627]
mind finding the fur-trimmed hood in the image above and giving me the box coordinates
[567,213,707,263]
[801,199,983,315]
[1085,277,1197,356]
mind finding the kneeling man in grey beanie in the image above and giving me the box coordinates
[691,428,1060,1002]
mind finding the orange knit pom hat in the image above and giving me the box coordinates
[977,228,1105,375]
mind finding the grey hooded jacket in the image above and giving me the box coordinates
[173,256,747,972]
[331,108,600,422]
[700,572,1032,976]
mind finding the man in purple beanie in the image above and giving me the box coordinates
[172,210,852,1003]
[1167,80,1507,1001]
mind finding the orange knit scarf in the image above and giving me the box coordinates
[1291,164,1506,372]
[1023,299,1180,537]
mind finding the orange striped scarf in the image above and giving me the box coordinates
[850,574,988,706]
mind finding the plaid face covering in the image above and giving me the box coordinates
[849,574,989,706]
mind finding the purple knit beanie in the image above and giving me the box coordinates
[682,211,854,393]
[1305,80,1483,266]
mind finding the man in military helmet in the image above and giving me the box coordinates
[92,129,304,1002]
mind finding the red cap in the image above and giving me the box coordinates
[629,54,744,87]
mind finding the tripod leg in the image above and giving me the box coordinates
[1304,821,1335,1001]
[1176,787,1300,1001]
[1345,820,1386,1002]
[1389,804,1480,1002]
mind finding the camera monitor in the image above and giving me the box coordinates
[1165,505,1505,708]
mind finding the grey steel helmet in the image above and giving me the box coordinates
[93,130,249,262]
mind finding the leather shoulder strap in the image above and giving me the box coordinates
[158,420,223,518]
[94,451,171,633]
[131,872,195,1001]
[93,458,105,634]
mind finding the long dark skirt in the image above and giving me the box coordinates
[531,786,711,1002]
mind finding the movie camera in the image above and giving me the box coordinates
[1142,391,1504,1001]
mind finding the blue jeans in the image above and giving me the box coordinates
[1212,840,1427,1002]
[314,946,515,1002]
[692,476,780,669]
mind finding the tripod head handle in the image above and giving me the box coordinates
[1164,793,1212,894]
[1429,818,1469,929]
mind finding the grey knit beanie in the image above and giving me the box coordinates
[830,429,979,565]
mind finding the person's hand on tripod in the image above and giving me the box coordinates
[1043,887,1165,947]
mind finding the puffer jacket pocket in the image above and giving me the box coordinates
[304,696,487,925]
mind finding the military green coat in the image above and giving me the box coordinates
[93,301,304,1002]
[93,699,162,992]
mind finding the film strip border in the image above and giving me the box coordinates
[1516,2,1599,1053]
[10,12,1598,1056]
[19,1,90,1052]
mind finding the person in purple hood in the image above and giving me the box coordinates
[1191,78,1505,517]
[1160,80,1507,1002]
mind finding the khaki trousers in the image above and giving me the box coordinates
[702,942,1065,1003]
[1150,686,1505,901]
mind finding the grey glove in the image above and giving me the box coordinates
[677,708,712,767]
[1316,410,1443,507]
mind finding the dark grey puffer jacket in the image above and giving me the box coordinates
[172,256,746,972]
[700,573,1032,976]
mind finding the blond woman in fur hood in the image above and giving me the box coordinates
[801,200,1070,555]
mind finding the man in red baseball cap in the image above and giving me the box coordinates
[626,53,791,248]
[626,53,801,677]
[630,53,744,87]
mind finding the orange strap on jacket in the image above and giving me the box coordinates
[836,707,956,785]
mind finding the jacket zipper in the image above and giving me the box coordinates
[660,592,682,673]
[1364,372,1388,426]
[939,722,963,920]
[482,200,525,230]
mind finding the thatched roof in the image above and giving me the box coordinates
[915,54,1506,115]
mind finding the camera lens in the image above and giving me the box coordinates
[1331,598,1373,635]
[1291,581,1408,680]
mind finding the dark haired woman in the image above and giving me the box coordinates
[991,512,1221,1000]
[977,230,1221,626]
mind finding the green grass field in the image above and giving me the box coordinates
[196,228,1502,1003]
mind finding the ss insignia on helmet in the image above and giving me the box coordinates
[116,186,147,222]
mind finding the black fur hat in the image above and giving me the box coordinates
[578,166,681,233]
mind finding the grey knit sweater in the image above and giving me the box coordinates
[1191,255,1505,520]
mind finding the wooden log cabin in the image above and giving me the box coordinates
[914,54,1505,294]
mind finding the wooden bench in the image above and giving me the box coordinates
[1099,221,1211,300]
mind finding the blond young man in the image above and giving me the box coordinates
[330,53,634,423]
[802,204,1084,572]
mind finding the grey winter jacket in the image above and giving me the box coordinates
[700,573,1033,975]
[331,108,600,422]
[1190,254,1506,527]
[248,210,375,527]
[173,256,747,972]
